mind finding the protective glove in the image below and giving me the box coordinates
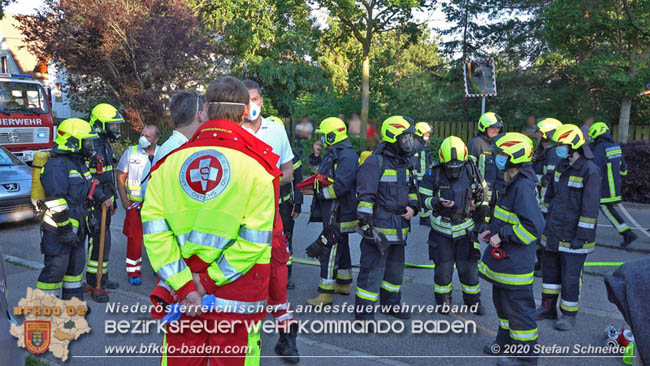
[60,230,77,246]
[570,239,585,250]
[306,226,337,259]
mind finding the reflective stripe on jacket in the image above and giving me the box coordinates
[356,143,419,243]
[589,133,627,204]
[479,166,545,289]
[309,139,358,231]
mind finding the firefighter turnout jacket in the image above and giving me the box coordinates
[589,132,627,204]
[88,136,117,200]
[41,153,111,252]
[142,119,282,321]
[309,139,358,232]
[468,134,506,202]
[542,156,601,254]
[533,147,562,213]
[419,161,489,239]
[357,143,419,243]
[479,165,545,289]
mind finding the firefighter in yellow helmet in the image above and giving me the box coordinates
[588,122,637,247]
[86,103,124,301]
[537,124,601,331]
[479,132,545,365]
[354,116,419,322]
[305,117,358,306]
[532,118,563,277]
[419,136,489,315]
[412,122,433,226]
[36,118,113,302]
[468,112,505,205]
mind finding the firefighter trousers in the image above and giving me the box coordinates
[492,285,539,359]
[86,203,112,287]
[428,231,481,305]
[123,202,143,278]
[162,317,262,366]
[600,203,630,234]
[37,230,85,300]
[541,250,587,316]
[355,240,404,320]
[279,201,295,279]
[318,227,352,294]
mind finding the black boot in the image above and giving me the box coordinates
[621,230,638,248]
[535,299,557,320]
[436,294,452,314]
[274,323,299,364]
[469,302,486,316]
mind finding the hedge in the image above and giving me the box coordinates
[622,141,650,204]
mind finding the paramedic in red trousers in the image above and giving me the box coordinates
[153,91,208,165]
[142,76,280,366]
[241,79,298,363]
[116,125,159,286]
[479,133,545,366]
[537,124,601,331]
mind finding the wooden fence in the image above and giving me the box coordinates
[429,121,650,143]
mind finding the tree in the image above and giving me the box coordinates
[18,0,217,131]
[196,0,329,117]
[544,0,650,142]
[310,0,433,126]
[0,0,15,19]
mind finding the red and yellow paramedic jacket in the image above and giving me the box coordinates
[142,119,281,321]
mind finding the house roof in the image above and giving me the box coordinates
[0,13,46,79]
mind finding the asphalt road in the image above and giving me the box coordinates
[1,197,649,366]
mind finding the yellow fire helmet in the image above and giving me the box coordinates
[551,124,586,150]
[316,117,347,145]
[414,122,432,138]
[492,132,535,165]
[381,116,415,143]
[477,112,503,133]
[536,118,563,140]
[89,103,124,140]
[54,118,98,155]
[439,136,468,163]
[588,122,609,140]
[268,116,284,125]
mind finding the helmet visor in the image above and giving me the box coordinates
[107,122,121,139]
[444,160,464,179]
[81,136,97,158]
[398,133,417,155]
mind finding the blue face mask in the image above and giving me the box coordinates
[495,154,509,171]
[320,136,326,145]
[555,145,569,159]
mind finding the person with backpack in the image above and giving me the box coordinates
[419,136,490,315]
[354,116,420,323]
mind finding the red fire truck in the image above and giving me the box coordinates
[0,73,53,163]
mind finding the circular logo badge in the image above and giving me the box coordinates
[179,150,231,202]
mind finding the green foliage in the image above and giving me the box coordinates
[26,355,49,366]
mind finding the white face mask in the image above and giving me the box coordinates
[138,135,151,149]
[246,102,261,121]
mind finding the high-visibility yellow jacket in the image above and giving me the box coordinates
[142,119,281,320]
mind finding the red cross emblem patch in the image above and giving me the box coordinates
[179,150,231,201]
